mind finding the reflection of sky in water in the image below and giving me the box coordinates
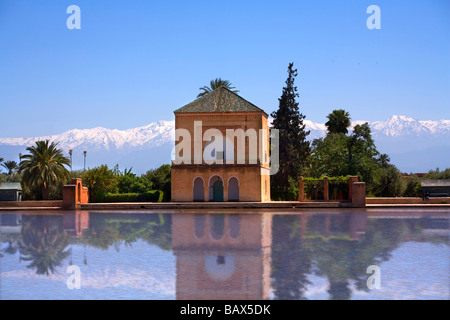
[2,240,448,300]
[299,242,449,300]
[1,212,448,300]
[1,240,176,300]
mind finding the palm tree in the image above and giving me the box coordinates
[197,78,239,98]
[325,109,351,135]
[19,140,71,200]
[1,160,19,175]
[0,157,3,173]
[377,153,391,168]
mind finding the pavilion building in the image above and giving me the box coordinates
[171,87,271,202]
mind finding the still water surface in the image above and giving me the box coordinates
[0,209,448,300]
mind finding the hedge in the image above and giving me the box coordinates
[100,190,164,203]
[303,176,350,200]
[303,175,350,183]
[271,190,298,201]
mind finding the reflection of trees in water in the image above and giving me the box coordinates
[271,215,312,300]
[2,211,447,292]
[1,234,20,257]
[271,215,443,300]
[1,213,172,275]
[18,216,71,275]
[305,218,407,299]
[81,213,172,251]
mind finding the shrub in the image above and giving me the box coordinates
[117,173,152,194]
[99,190,164,203]
[271,177,299,201]
[141,164,171,201]
[81,165,118,201]
[271,190,298,201]
[138,190,164,202]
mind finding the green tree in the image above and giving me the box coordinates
[19,140,71,200]
[404,174,421,197]
[346,123,379,187]
[271,62,310,191]
[1,160,19,175]
[423,168,450,180]
[372,165,406,197]
[309,133,349,178]
[142,164,171,201]
[308,119,380,193]
[81,165,118,201]
[376,153,391,168]
[325,109,351,135]
[117,167,152,194]
[197,78,239,98]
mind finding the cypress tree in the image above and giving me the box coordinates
[271,62,310,191]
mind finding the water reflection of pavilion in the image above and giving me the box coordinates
[172,213,272,300]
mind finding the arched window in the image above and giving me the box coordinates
[193,177,204,201]
[228,177,239,201]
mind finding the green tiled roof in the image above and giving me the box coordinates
[174,87,267,114]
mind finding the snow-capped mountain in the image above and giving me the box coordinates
[0,115,449,174]
[0,121,176,174]
[371,115,450,137]
[0,120,175,152]
[305,115,450,139]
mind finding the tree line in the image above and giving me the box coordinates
[1,66,449,200]
[269,62,449,199]
[0,141,171,201]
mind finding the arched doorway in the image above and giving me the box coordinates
[193,177,204,201]
[209,175,223,202]
[228,177,239,201]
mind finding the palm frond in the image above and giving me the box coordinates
[197,78,239,98]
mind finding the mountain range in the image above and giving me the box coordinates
[1,115,449,174]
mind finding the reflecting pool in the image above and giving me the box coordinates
[0,209,448,300]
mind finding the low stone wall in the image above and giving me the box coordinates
[299,176,366,207]
[0,200,63,208]
[366,197,450,204]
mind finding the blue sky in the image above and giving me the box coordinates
[0,0,449,137]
